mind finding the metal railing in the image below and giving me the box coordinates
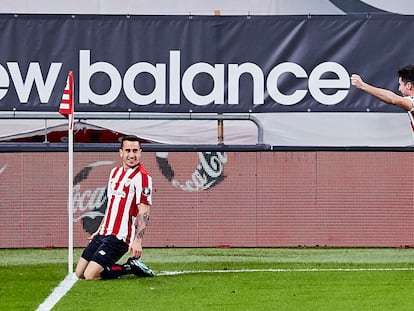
[0,111,265,145]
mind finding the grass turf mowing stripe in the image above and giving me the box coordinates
[36,273,78,311]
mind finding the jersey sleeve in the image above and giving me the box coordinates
[137,170,153,206]
[406,97,414,138]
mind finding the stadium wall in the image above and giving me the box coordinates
[1,149,413,248]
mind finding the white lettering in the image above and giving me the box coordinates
[124,62,166,105]
[79,50,122,105]
[182,62,225,106]
[267,62,308,105]
[73,185,106,213]
[198,152,227,178]
[169,152,227,192]
[308,62,350,105]
[0,65,9,100]
[169,50,181,104]
[0,50,351,108]
[80,190,92,212]
[7,62,61,103]
[228,63,264,105]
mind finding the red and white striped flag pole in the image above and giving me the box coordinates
[59,71,75,274]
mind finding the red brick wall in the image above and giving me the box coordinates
[0,151,412,248]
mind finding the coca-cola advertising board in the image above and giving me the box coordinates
[1,150,413,248]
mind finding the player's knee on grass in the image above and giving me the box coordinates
[83,262,104,280]
[75,257,89,279]
[83,269,102,280]
[75,270,84,279]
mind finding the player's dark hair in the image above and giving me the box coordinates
[398,65,414,84]
[121,135,140,149]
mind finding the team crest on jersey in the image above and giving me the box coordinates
[142,187,151,196]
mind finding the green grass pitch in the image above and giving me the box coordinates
[2,248,414,310]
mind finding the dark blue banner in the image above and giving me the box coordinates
[0,14,412,113]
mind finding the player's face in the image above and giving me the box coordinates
[398,77,413,96]
[120,140,141,169]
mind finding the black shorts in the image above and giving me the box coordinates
[81,235,128,268]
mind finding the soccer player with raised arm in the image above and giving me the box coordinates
[351,65,414,129]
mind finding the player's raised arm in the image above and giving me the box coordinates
[351,65,414,112]
[351,74,413,111]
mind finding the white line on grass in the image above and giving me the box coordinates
[157,267,414,276]
[36,273,78,311]
[35,267,414,309]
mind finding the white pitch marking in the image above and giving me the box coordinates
[157,267,414,276]
[35,267,414,309]
[36,273,78,311]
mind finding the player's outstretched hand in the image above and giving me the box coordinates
[351,74,364,89]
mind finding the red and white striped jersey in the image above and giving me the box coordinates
[99,163,152,246]
[406,96,414,138]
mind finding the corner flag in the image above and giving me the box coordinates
[59,71,74,130]
[59,71,75,274]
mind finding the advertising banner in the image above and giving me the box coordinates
[0,14,413,113]
[1,151,413,248]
